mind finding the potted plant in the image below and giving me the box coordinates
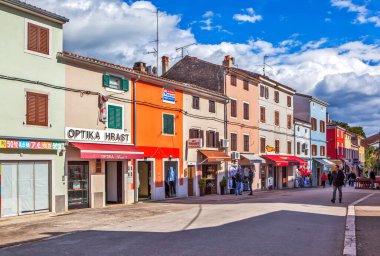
[219,176,228,195]
[198,177,207,196]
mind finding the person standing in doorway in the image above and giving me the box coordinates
[248,168,255,195]
[321,172,327,188]
[235,171,242,195]
[331,165,345,203]
[167,167,177,197]
[369,169,376,190]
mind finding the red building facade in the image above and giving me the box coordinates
[327,124,346,160]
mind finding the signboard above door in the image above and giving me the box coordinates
[65,127,131,144]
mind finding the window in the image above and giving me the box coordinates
[192,96,200,109]
[231,133,237,151]
[320,120,325,133]
[260,107,266,123]
[287,115,292,129]
[206,130,219,148]
[274,91,279,103]
[287,96,292,107]
[108,105,123,129]
[231,99,237,117]
[209,100,215,113]
[243,102,249,120]
[275,140,280,154]
[231,75,237,86]
[243,80,249,91]
[260,137,266,153]
[287,141,292,154]
[311,118,317,131]
[274,111,280,126]
[163,113,174,135]
[103,74,129,91]
[297,142,301,155]
[26,92,48,126]
[189,128,204,146]
[27,22,49,55]
[320,146,325,156]
[260,85,265,97]
[265,87,269,99]
[312,145,317,156]
[244,135,249,152]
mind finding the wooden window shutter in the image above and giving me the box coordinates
[260,138,266,153]
[37,94,48,126]
[103,74,110,87]
[26,93,37,124]
[287,96,292,107]
[215,132,220,148]
[115,106,122,129]
[39,27,49,55]
[206,131,210,147]
[122,79,129,91]
[28,23,38,52]
[260,85,264,97]
[265,87,269,99]
[200,130,204,147]
[275,111,279,126]
[189,129,194,139]
[297,142,300,155]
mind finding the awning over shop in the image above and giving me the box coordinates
[313,158,335,167]
[70,142,144,159]
[241,153,266,164]
[330,159,343,166]
[139,146,179,159]
[262,155,306,166]
[199,150,231,163]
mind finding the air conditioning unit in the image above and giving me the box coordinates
[231,151,241,160]
[221,139,229,148]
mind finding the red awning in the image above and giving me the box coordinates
[262,155,306,166]
[70,142,144,160]
[139,146,180,159]
[199,150,231,163]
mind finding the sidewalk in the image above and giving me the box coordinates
[355,192,380,256]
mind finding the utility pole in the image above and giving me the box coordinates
[156,9,159,71]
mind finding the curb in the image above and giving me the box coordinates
[343,193,374,256]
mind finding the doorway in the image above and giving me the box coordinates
[282,167,287,188]
[105,161,122,204]
[202,164,217,195]
[316,167,321,186]
[68,161,89,210]
[138,161,152,200]
[188,165,195,196]
[164,160,178,198]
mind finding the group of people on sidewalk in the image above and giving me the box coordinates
[232,167,255,196]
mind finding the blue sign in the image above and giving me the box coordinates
[162,89,175,104]
[19,140,31,149]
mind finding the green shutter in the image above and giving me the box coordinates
[122,79,129,91]
[163,114,174,134]
[103,74,110,88]
[108,105,122,129]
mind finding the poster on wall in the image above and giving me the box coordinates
[162,89,175,104]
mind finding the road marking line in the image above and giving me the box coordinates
[343,193,374,256]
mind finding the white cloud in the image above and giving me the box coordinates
[233,8,263,23]
[331,0,380,27]
[27,0,380,134]
[199,10,230,34]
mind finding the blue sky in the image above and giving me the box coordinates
[28,0,380,135]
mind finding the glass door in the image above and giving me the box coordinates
[18,162,34,214]
[1,163,18,217]
[34,162,49,212]
[68,162,89,209]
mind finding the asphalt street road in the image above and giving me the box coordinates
[0,187,373,256]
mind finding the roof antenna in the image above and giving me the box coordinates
[143,9,159,72]
[263,55,273,76]
[175,43,196,59]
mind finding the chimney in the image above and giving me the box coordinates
[326,112,330,124]
[223,55,234,67]
[133,62,146,72]
[162,56,169,74]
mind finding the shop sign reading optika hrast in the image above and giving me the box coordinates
[65,127,131,144]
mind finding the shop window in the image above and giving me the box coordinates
[243,80,249,91]
[27,22,50,55]
[26,92,48,126]
[230,133,237,151]
[275,140,280,154]
[107,104,123,129]
[192,96,200,109]
[231,99,237,117]
[231,75,237,86]
[244,135,249,152]
[163,113,175,135]
[275,111,279,126]
[287,115,292,129]
[312,145,317,156]
[274,91,279,103]
[260,107,266,123]
[297,142,301,155]
[320,120,325,133]
[260,137,266,153]
[243,102,249,120]
[209,100,215,113]
[103,74,129,91]
[287,96,292,107]
[287,141,292,154]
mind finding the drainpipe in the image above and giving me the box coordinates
[133,75,141,204]
[223,70,229,184]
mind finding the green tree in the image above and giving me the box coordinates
[365,146,379,172]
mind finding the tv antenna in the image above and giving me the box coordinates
[262,55,273,76]
[143,9,159,70]
[175,43,196,58]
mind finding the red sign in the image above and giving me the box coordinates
[188,138,202,148]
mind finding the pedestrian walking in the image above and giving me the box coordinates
[248,168,254,195]
[348,172,356,187]
[328,172,332,186]
[369,169,376,189]
[235,171,242,195]
[321,172,327,188]
[331,165,345,204]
